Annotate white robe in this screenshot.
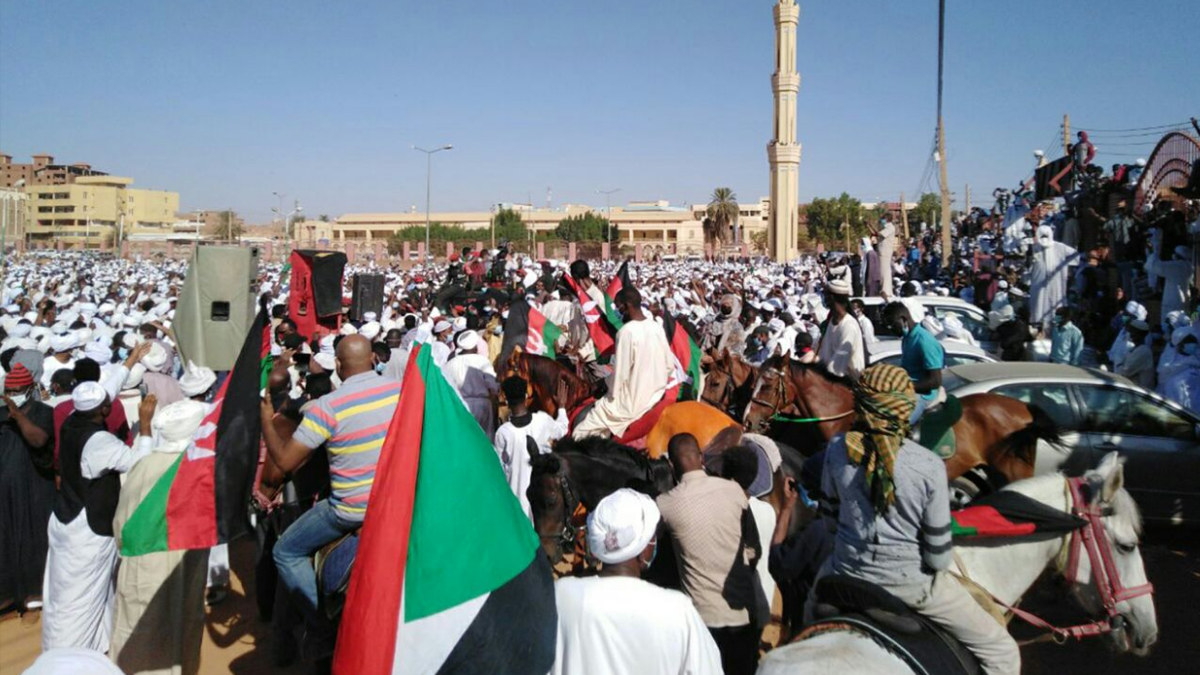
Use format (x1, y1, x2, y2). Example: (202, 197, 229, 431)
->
(817, 313, 865, 380)
(573, 318, 673, 439)
(493, 410, 570, 520)
(876, 222, 896, 297)
(1163, 361, 1200, 415)
(442, 353, 500, 440)
(1028, 240, 1079, 330)
(1144, 256, 1192, 319)
(553, 576, 723, 675)
(43, 433, 152, 653)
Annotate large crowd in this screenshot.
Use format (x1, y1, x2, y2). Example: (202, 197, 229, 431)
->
(1, 154, 1197, 675)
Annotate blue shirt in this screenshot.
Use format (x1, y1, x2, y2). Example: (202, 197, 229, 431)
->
(1050, 321, 1084, 365)
(900, 325, 944, 401)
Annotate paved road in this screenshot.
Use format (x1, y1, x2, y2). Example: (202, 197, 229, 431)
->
(1019, 527, 1199, 674)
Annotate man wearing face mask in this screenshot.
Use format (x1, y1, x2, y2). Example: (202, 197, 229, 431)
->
(260, 335, 401, 657)
(883, 302, 945, 425)
(0, 364, 56, 615)
(1049, 307, 1084, 366)
(701, 294, 746, 357)
(430, 319, 454, 367)
(553, 489, 723, 675)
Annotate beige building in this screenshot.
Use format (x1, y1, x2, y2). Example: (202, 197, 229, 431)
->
(298, 198, 772, 255)
(24, 176, 179, 248)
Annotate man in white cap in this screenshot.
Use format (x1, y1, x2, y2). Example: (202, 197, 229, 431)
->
(178, 362, 217, 402)
(815, 278, 865, 381)
(41, 333, 78, 390)
(442, 330, 500, 440)
(1107, 301, 1147, 370)
(42, 385, 156, 653)
(430, 319, 454, 366)
(553, 488, 722, 675)
(110, 400, 209, 675)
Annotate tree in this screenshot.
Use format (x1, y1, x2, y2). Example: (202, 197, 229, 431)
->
(318, 214, 330, 222)
(804, 193, 864, 248)
(749, 229, 769, 254)
(911, 193, 940, 230)
(491, 208, 527, 243)
(555, 212, 617, 242)
(206, 210, 244, 240)
(706, 187, 739, 247)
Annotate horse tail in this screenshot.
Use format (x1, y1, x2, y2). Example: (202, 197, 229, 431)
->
(996, 403, 1063, 467)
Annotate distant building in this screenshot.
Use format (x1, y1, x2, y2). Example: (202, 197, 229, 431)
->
(300, 197, 774, 255)
(24, 176, 179, 248)
(175, 209, 245, 240)
(0, 152, 108, 188)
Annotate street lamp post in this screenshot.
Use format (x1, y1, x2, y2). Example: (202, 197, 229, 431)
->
(413, 144, 453, 260)
(596, 188, 621, 246)
(285, 202, 303, 248)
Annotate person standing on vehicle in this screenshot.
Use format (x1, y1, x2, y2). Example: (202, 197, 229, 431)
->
(810, 364, 1020, 675)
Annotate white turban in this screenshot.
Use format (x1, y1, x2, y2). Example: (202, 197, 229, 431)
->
(72, 381, 108, 412)
(141, 342, 169, 373)
(49, 333, 77, 354)
(360, 321, 382, 341)
(179, 362, 217, 398)
(455, 330, 480, 353)
(319, 334, 336, 355)
(314, 352, 336, 371)
(1124, 301, 1147, 322)
(151, 399, 207, 453)
(585, 489, 660, 565)
(9, 322, 31, 338)
(363, 311, 378, 322)
(339, 323, 359, 336)
(433, 320, 452, 334)
(84, 342, 112, 364)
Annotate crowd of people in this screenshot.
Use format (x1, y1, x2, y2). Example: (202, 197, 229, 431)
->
(0, 159, 1196, 674)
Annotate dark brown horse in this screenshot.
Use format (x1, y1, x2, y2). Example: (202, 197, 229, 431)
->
(699, 348, 759, 421)
(742, 357, 1061, 488)
(497, 348, 594, 418)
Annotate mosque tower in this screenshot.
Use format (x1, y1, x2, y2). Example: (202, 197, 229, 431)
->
(768, 0, 801, 262)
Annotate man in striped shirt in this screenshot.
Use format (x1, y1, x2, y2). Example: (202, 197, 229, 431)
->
(261, 335, 401, 641)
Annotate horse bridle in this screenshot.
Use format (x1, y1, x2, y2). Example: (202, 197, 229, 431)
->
(749, 365, 854, 426)
(967, 477, 1155, 643)
(540, 462, 582, 554)
(701, 368, 735, 410)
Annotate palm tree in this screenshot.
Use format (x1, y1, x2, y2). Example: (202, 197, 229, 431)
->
(706, 187, 739, 248)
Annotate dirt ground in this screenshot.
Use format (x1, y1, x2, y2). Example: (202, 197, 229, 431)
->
(2, 527, 1195, 674)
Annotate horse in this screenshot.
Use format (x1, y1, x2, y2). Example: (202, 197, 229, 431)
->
(699, 348, 759, 421)
(742, 357, 1061, 491)
(497, 348, 595, 419)
(758, 453, 1158, 674)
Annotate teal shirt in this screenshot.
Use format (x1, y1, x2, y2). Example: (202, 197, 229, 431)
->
(1050, 321, 1084, 365)
(900, 325, 945, 401)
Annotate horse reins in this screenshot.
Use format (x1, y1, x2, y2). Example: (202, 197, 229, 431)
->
(540, 464, 582, 553)
(751, 366, 853, 425)
(955, 477, 1154, 644)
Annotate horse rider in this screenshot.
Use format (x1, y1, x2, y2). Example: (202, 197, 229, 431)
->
(883, 302, 946, 426)
(572, 287, 674, 440)
(260, 335, 402, 656)
(814, 278, 864, 381)
(809, 364, 1021, 675)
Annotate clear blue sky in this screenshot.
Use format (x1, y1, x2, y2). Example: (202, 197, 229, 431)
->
(2, 0, 1197, 221)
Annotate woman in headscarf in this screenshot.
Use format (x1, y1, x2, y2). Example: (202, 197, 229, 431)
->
(812, 364, 1021, 675)
(701, 294, 746, 357)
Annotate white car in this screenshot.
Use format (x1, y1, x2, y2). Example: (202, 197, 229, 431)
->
(943, 362, 1200, 524)
(867, 338, 997, 368)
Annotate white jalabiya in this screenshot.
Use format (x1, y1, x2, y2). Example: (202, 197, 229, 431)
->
(43, 433, 152, 653)
(442, 352, 500, 441)
(552, 576, 723, 675)
(876, 222, 897, 297)
(1027, 236, 1079, 330)
(572, 318, 673, 439)
(493, 410, 570, 520)
(816, 313, 865, 380)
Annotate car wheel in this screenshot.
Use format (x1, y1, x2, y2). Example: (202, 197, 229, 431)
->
(950, 469, 994, 509)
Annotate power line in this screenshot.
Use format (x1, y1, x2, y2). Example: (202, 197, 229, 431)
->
(1069, 120, 1192, 133)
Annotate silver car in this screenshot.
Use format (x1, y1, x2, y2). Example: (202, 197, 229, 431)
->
(943, 362, 1200, 524)
(868, 337, 997, 368)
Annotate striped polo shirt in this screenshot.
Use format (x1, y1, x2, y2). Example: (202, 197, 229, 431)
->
(293, 371, 402, 520)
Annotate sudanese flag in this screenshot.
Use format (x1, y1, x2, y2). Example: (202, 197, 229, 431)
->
(500, 300, 564, 362)
(662, 312, 703, 401)
(120, 301, 269, 555)
(951, 490, 1085, 540)
(602, 260, 632, 331)
(560, 273, 616, 358)
(333, 344, 556, 675)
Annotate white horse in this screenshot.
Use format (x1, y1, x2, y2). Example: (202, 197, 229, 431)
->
(759, 453, 1158, 674)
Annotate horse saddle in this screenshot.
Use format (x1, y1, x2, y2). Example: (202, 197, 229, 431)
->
(913, 394, 963, 460)
(315, 529, 360, 621)
(809, 575, 980, 675)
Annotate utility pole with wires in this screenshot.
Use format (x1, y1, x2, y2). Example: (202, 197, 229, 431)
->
(936, 0, 952, 269)
(1063, 114, 1071, 157)
(965, 184, 971, 214)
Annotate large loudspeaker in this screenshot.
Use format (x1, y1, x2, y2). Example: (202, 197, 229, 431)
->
(350, 274, 385, 322)
(174, 246, 260, 371)
(288, 250, 348, 340)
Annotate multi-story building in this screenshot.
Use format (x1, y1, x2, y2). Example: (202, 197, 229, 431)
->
(299, 197, 773, 255)
(0, 152, 107, 188)
(24, 176, 179, 248)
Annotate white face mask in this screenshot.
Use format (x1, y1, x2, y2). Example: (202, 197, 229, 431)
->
(8, 392, 28, 407)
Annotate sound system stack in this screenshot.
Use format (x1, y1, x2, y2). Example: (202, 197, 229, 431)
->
(350, 274, 386, 322)
(174, 245, 260, 371)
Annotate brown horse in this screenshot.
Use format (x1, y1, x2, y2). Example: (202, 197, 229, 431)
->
(497, 348, 594, 419)
(699, 348, 759, 421)
(741, 357, 1061, 489)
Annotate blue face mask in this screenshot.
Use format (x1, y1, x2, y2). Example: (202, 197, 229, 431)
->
(118, 347, 129, 359)
(375, 362, 386, 374)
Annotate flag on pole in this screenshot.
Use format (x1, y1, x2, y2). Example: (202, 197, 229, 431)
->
(560, 274, 616, 358)
(333, 344, 556, 675)
(1033, 156, 1075, 202)
(499, 299, 564, 362)
(120, 301, 269, 556)
(602, 260, 632, 331)
(662, 313, 703, 401)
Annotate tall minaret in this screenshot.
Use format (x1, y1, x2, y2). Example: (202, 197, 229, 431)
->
(768, 0, 802, 262)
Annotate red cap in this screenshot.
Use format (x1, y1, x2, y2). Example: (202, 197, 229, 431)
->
(449, 253, 461, 262)
(4, 363, 33, 390)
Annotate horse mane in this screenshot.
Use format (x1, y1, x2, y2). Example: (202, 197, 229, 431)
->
(550, 436, 674, 498)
